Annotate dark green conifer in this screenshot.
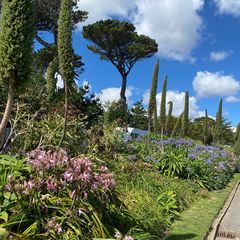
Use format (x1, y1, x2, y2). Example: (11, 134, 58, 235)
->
(181, 91, 189, 137)
(58, 0, 74, 147)
(159, 76, 168, 133)
(148, 59, 159, 132)
(165, 101, 173, 136)
(171, 112, 183, 137)
(214, 99, 223, 144)
(0, 0, 34, 144)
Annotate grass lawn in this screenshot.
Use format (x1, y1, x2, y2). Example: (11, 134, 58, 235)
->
(166, 173, 240, 240)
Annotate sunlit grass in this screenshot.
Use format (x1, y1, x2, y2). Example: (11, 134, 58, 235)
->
(166, 173, 240, 240)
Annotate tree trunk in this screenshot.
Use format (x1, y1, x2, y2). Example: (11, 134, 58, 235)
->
(58, 78, 68, 148)
(0, 80, 14, 148)
(120, 74, 127, 104)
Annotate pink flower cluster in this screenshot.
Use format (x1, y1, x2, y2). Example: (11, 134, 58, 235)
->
(28, 149, 68, 170)
(6, 149, 116, 197)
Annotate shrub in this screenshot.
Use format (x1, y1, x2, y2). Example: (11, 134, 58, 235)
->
(133, 138, 236, 190)
(0, 151, 134, 239)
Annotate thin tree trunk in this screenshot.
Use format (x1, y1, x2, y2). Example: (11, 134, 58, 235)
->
(120, 74, 127, 104)
(58, 78, 68, 148)
(0, 80, 14, 148)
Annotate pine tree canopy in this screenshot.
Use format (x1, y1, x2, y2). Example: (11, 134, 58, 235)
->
(83, 19, 158, 103)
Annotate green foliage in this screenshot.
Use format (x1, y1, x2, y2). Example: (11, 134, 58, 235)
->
(235, 123, 240, 143)
(234, 132, 240, 156)
(46, 57, 58, 100)
(165, 101, 173, 136)
(148, 59, 159, 132)
(158, 148, 186, 177)
(104, 101, 129, 126)
(83, 19, 158, 103)
(159, 76, 168, 133)
(181, 91, 189, 137)
(133, 137, 236, 190)
(171, 113, 183, 137)
(0, 0, 34, 90)
(111, 156, 197, 239)
(58, 0, 74, 87)
(34, 0, 86, 78)
(129, 100, 148, 130)
(9, 104, 87, 155)
(214, 98, 223, 144)
(0, 153, 134, 239)
(202, 109, 208, 145)
(157, 191, 180, 225)
(153, 104, 158, 133)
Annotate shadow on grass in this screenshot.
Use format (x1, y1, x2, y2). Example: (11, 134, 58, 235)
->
(166, 233, 197, 240)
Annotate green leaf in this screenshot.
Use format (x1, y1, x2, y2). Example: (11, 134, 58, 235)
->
(0, 211, 8, 223)
(3, 192, 10, 200)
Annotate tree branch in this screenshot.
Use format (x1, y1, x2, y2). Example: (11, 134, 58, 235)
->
(35, 34, 53, 48)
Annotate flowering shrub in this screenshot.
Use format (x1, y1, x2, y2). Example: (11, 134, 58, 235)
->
(0, 150, 134, 239)
(134, 138, 237, 190)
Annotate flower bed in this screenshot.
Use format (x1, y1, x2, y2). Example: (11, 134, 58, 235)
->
(132, 138, 237, 190)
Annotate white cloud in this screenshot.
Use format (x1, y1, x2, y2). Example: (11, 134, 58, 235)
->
(214, 0, 240, 17)
(210, 50, 232, 62)
(96, 87, 133, 105)
(193, 71, 240, 97)
(225, 96, 240, 103)
(143, 90, 204, 119)
(56, 73, 63, 89)
(78, 0, 204, 61)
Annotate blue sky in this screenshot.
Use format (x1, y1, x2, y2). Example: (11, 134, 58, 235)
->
(57, 0, 240, 127)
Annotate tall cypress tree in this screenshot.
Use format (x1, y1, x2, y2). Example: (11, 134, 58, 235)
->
(148, 59, 160, 132)
(0, 0, 34, 146)
(181, 91, 189, 137)
(159, 76, 168, 133)
(203, 109, 208, 145)
(58, 0, 74, 147)
(165, 101, 173, 136)
(171, 112, 183, 137)
(214, 99, 223, 144)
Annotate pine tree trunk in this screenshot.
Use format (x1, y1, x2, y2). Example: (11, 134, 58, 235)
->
(58, 78, 68, 148)
(120, 74, 127, 104)
(0, 80, 14, 148)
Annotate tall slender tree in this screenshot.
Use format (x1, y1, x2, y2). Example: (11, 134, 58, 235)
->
(46, 56, 58, 100)
(57, 0, 74, 147)
(148, 59, 160, 132)
(0, 0, 34, 146)
(165, 101, 173, 136)
(83, 20, 158, 104)
(159, 76, 168, 133)
(214, 99, 223, 144)
(181, 91, 189, 137)
(203, 109, 208, 145)
(171, 113, 183, 137)
(153, 104, 158, 132)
